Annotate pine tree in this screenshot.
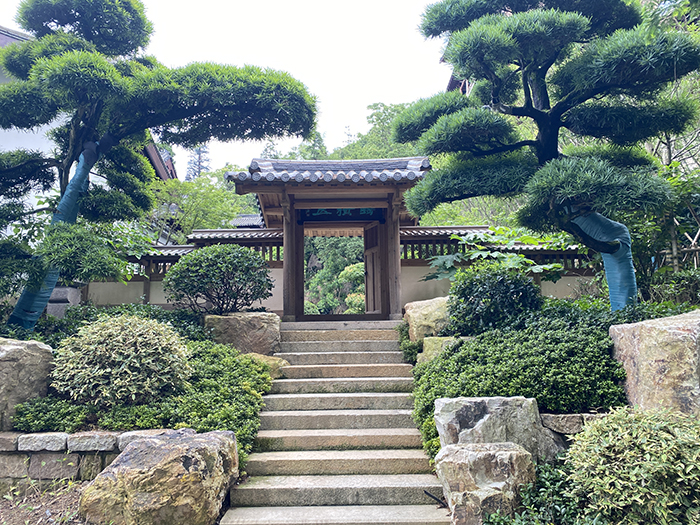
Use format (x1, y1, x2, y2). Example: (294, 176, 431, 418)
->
(394, 0, 700, 309)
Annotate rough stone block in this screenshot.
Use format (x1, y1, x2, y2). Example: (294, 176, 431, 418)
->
(49, 286, 82, 305)
(81, 430, 238, 525)
(540, 414, 583, 435)
(68, 431, 120, 452)
(434, 397, 565, 463)
(582, 413, 606, 424)
(610, 309, 700, 415)
(18, 432, 68, 452)
(404, 297, 449, 342)
(118, 428, 195, 451)
(28, 453, 80, 480)
(417, 337, 463, 365)
(0, 432, 23, 452)
(79, 454, 103, 481)
(104, 453, 119, 468)
(0, 454, 29, 478)
(435, 443, 535, 525)
(205, 312, 281, 355)
(0, 338, 54, 431)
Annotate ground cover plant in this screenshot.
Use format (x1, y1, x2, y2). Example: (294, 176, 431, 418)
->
(414, 259, 692, 459)
(483, 407, 700, 525)
(9, 305, 271, 462)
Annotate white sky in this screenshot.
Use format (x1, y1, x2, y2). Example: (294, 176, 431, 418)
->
(0, 0, 451, 177)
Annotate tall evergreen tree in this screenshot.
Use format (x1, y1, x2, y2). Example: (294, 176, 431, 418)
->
(394, 0, 700, 309)
(1, 0, 316, 328)
(186, 144, 211, 181)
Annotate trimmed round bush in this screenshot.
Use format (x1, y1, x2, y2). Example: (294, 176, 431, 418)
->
(163, 243, 273, 314)
(51, 315, 190, 407)
(567, 407, 700, 525)
(446, 262, 543, 336)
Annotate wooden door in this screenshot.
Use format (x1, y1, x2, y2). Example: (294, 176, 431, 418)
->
(364, 222, 381, 314)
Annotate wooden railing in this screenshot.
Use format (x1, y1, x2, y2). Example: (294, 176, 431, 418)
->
(131, 238, 592, 278)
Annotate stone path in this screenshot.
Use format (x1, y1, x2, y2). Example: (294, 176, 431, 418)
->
(221, 321, 450, 525)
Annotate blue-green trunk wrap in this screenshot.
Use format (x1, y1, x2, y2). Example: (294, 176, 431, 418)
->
(572, 212, 637, 311)
(7, 146, 99, 329)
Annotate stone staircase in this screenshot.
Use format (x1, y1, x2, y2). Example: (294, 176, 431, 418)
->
(221, 321, 450, 525)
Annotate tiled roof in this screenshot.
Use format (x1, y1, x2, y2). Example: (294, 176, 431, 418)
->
(230, 214, 265, 228)
(400, 226, 491, 237)
(227, 157, 430, 184)
(188, 229, 284, 241)
(145, 245, 194, 256)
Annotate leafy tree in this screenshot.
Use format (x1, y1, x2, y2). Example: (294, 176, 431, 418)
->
(394, 0, 700, 309)
(150, 166, 257, 244)
(330, 103, 420, 160)
(305, 237, 364, 314)
(185, 144, 211, 181)
(1, 0, 316, 328)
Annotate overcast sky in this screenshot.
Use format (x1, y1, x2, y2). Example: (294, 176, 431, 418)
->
(0, 0, 451, 177)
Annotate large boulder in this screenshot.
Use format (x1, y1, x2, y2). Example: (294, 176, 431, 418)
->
(417, 336, 464, 365)
(434, 397, 565, 463)
(404, 296, 449, 342)
(610, 309, 700, 415)
(80, 429, 238, 525)
(0, 338, 54, 431)
(204, 312, 280, 355)
(435, 443, 535, 525)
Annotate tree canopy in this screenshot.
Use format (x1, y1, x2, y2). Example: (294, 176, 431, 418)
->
(394, 0, 700, 309)
(1, 0, 316, 327)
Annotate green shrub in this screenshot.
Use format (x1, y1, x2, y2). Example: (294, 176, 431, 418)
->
(396, 320, 423, 365)
(445, 262, 543, 336)
(413, 319, 627, 458)
(163, 243, 273, 314)
(650, 268, 700, 305)
(12, 396, 94, 433)
(343, 293, 366, 314)
(51, 315, 191, 407)
(484, 461, 597, 525)
(304, 300, 320, 315)
(1, 302, 210, 348)
(13, 339, 272, 460)
(567, 407, 700, 525)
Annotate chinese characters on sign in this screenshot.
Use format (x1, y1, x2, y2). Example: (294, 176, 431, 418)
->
(299, 208, 384, 223)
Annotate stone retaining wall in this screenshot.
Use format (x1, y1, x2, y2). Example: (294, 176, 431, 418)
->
(0, 429, 176, 493)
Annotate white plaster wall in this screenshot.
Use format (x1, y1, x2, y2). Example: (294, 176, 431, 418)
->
(540, 275, 593, 299)
(254, 268, 283, 313)
(149, 281, 168, 305)
(87, 281, 144, 305)
(400, 266, 452, 306)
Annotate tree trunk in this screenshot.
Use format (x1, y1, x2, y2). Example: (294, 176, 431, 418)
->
(572, 212, 637, 310)
(8, 141, 105, 329)
(534, 118, 560, 164)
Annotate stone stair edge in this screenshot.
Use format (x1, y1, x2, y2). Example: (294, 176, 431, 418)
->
(221, 505, 451, 525)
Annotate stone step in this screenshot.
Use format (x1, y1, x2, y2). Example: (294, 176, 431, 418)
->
(259, 409, 415, 430)
(280, 330, 399, 343)
(279, 341, 400, 353)
(229, 474, 444, 507)
(244, 450, 432, 476)
(281, 364, 413, 379)
(275, 351, 403, 366)
(270, 377, 413, 394)
(255, 428, 422, 452)
(263, 392, 413, 411)
(221, 505, 451, 525)
(281, 321, 402, 331)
